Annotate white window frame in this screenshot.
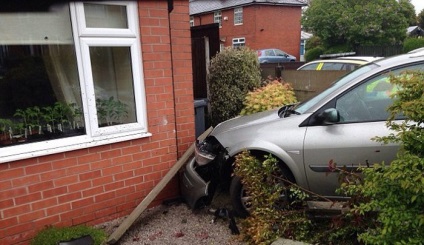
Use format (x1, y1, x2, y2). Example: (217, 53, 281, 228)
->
(234, 7, 243, 25)
(0, 1, 149, 163)
(214, 11, 222, 27)
(232, 37, 245, 47)
(190, 16, 194, 27)
(74, 1, 139, 37)
(79, 38, 147, 137)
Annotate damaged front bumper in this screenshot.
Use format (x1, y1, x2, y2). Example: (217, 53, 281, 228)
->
(180, 134, 225, 209)
(179, 156, 210, 208)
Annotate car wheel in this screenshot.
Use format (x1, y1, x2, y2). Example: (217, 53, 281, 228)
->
(229, 175, 250, 218)
(229, 167, 295, 218)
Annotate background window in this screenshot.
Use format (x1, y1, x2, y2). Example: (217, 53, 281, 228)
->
(214, 11, 222, 27)
(232, 38, 245, 48)
(190, 16, 194, 27)
(234, 7, 243, 25)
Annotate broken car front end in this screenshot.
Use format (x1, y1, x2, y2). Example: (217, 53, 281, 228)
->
(180, 135, 229, 209)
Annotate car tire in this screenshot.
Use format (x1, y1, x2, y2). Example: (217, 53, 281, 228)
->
(229, 175, 250, 218)
(230, 166, 295, 218)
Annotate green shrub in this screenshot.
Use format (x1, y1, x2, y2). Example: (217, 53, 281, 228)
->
(233, 151, 312, 244)
(403, 37, 424, 53)
(304, 46, 324, 62)
(344, 70, 424, 244)
(305, 36, 322, 51)
(323, 44, 352, 55)
(31, 225, 107, 245)
(208, 47, 261, 126)
(240, 80, 297, 116)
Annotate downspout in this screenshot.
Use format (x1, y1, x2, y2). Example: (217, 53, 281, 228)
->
(167, 0, 181, 157)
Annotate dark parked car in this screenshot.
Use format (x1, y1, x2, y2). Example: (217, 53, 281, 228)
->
(180, 51, 423, 217)
(257, 48, 296, 63)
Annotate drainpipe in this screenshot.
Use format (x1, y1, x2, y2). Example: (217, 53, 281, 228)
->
(167, 0, 181, 157)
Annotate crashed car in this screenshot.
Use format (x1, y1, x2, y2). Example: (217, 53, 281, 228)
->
(180, 51, 424, 217)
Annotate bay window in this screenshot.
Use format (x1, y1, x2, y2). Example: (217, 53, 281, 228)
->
(0, 1, 148, 162)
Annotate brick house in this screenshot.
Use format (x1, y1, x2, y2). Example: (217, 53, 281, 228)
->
(0, 1, 194, 244)
(189, 0, 307, 60)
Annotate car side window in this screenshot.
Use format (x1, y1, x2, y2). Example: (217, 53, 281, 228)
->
(265, 50, 274, 56)
(321, 62, 343, 70)
(300, 63, 319, 70)
(275, 49, 285, 56)
(335, 64, 423, 123)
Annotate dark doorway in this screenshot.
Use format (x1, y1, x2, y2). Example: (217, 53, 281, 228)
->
(191, 23, 220, 99)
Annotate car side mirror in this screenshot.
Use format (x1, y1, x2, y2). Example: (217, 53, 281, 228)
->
(317, 108, 340, 124)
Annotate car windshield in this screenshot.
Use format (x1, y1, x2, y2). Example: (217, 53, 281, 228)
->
(294, 62, 379, 114)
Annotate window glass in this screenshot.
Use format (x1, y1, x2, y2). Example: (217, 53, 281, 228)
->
(274, 49, 286, 56)
(90, 47, 136, 127)
(232, 37, 245, 48)
(335, 64, 423, 123)
(190, 16, 194, 27)
(299, 63, 319, 70)
(0, 4, 84, 148)
(295, 63, 378, 114)
(84, 3, 128, 28)
(234, 7, 243, 25)
(321, 62, 343, 70)
(265, 49, 274, 56)
(214, 11, 222, 27)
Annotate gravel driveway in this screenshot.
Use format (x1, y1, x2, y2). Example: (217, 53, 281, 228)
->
(97, 191, 247, 245)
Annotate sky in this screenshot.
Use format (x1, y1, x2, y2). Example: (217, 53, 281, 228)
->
(411, 0, 424, 14)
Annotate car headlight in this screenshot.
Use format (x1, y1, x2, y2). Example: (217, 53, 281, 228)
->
(194, 140, 217, 166)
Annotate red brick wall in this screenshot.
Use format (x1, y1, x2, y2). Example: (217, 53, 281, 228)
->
(0, 1, 194, 244)
(193, 4, 303, 60)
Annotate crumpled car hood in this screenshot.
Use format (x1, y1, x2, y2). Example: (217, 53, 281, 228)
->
(211, 109, 280, 137)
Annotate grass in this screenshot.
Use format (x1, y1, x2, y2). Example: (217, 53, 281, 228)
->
(31, 225, 107, 245)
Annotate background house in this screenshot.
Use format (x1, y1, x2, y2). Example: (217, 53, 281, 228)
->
(189, 0, 307, 60)
(0, 1, 194, 244)
(407, 25, 424, 37)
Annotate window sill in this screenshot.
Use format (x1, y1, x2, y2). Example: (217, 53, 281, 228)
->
(0, 130, 152, 163)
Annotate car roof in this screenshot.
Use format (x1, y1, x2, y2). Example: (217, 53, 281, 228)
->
(407, 47, 424, 54)
(302, 59, 367, 65)
(336, 56, 383, 62)
(297, 59, 367, 70)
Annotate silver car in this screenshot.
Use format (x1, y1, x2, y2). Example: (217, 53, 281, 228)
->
(180, 51, 424, 217)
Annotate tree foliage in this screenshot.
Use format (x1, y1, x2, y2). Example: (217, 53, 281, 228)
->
(399, 0, 417, 26)
(302, 0, 409, 50)
(418, 9, 424, 29)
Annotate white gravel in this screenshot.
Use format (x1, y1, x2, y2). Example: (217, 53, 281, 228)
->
(97, 191, 247, 245)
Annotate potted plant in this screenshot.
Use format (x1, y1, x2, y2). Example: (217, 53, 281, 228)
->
(0, 118, 13, 146)
(68, 102, 84, 131)
(96, 97, 128, 127)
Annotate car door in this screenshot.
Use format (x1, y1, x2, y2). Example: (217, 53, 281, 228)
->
(274, 49, 288, 62)
(302, 64, 422, 197)
(264, 49, 276, 63)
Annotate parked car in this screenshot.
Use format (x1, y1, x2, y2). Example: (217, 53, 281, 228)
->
(297, 56, 382, 71)
(180, 51, 424, 217)
(257, 48, 296, 63)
